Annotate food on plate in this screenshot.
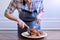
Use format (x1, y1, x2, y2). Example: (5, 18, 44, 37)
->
(29, 28, 43, 36)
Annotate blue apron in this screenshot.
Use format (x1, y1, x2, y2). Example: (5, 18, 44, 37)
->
(18, 4, 41, 34)
(18, 9, 41, 34)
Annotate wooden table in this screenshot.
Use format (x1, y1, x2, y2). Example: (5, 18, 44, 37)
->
(0, 31, 60, 40)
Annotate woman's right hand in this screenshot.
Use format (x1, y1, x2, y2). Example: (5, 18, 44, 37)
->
(17, 19, 25, 29)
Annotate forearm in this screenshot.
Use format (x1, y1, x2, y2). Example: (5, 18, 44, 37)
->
(4, 13, 20, 22)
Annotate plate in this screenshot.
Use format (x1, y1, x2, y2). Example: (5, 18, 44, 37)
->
(21, 31, 47, 38)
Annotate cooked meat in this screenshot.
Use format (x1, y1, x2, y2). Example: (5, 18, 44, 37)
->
(29, 28, 43, 36)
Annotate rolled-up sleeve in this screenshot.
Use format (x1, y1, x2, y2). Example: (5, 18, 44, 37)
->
(35, 0, 44, 14)
(5, 0, 17, 14)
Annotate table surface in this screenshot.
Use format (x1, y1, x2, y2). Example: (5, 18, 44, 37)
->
(0, 31, 60, 40)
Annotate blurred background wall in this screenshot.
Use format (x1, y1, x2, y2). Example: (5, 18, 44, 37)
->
(0, 0, 60, 30)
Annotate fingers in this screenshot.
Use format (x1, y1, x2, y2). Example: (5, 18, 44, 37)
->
(18, 20, 25, 29)
(36, 17, 41, 24)
(21, 23, 25, 28)
(36, 19, 41, 24)
(36, 19, 40, 24)
(22, 23, 25, 28)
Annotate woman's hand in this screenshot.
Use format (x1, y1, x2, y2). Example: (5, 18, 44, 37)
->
(17, 19, 25, 29)
(36, 12, 43, 24)
(36, 16, 41, 24)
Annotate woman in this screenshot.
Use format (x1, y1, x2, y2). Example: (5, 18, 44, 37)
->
(4, 0, 44, 34)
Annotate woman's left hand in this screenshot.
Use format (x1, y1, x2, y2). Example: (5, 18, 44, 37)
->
(36, 12, 43, 24)
(36, 16, 41, 24)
